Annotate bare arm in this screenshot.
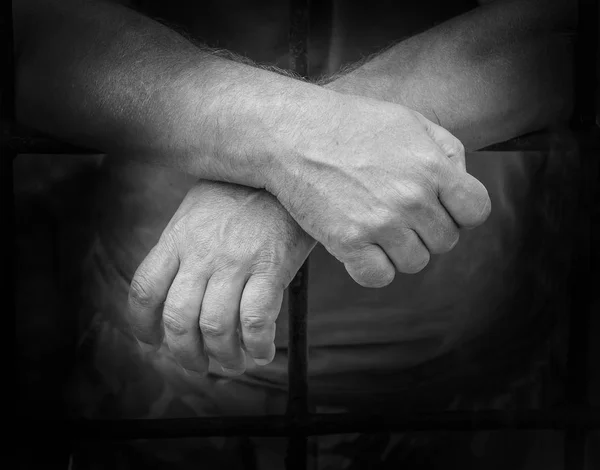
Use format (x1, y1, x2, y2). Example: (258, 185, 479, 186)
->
(13, 0, 332, 185)
(126, 0, 575, 374)
(325, 0, 575, 151)
(16, 0, 490, 294)
(14, 0, 574, 171)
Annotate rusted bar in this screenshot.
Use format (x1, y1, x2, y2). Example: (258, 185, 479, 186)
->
(1, 0, 16, 318)
(564, 0, 599, 468)
(289, 0, 310, 78)
(1, 0, 19, 464)
(3, 126, 592, 156)
(1, 125, 101, 155)
(285, 261, 310, 470)
(564, 128, 597, 470)
(571, 0, 599, 131)
(22, 407, 600, 442)
(1, 1, 15, 120)
(565, 427, 587, 470)
(286, 1, 310, 469)
(480, 131, 579, 152)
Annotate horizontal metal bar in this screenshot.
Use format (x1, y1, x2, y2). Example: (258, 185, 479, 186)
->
(0, 135, 551, 155)
(23, 407, 600, 441)
(4, 125, 597, 156)
(1, 125, 101, 155)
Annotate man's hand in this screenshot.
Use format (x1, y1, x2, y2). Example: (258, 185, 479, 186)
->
(266, 94, 491, 287)
(128, 94, 491, 374)
(127, 181, 314, 374)
(16, 0, 490, 292)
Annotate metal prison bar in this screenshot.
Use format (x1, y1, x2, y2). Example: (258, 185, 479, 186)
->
(2, 0, 599, 470)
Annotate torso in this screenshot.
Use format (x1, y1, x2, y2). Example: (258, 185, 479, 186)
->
(82, 0, 574, 412)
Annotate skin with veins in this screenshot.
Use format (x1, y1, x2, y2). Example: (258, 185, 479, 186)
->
(72, 0, 575, 419)
(126, 0, 574, 375)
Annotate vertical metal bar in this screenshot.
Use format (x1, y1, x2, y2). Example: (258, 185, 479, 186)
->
(566, 0, 597, 417)
(565, 0, 598, 469)
(289, 0, 310, 78)
(1, 0, 18, 464)
(1, 0, 15, 118)
(285, 261, 310, 470)
(1, 0, 17, 376)
(571, 0, 599, 131)
(286, 3, 310, 470)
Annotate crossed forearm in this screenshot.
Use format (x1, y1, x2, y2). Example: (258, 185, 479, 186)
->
(15, 0, 573, 182)
(86, 0, 570, 374)
(325, 0, 575, 151)
(14, 0, 337, 186)
(16, 0, 496, 300)
(183, 0, 576, 231)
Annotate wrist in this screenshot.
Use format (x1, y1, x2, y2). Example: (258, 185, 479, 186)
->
(190, 60, 340, 191)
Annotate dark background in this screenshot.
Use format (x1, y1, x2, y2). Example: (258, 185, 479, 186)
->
(12, 0, 598, 468)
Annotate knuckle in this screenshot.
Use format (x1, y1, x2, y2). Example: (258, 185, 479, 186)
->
(163, 219, 187, 243)
(454, 139, 466, 156)
(442, 137, 465, 157)
(398, 183, 431, 212)
(420, 153, 444, 175)
(129, 275, 158, 309)
(370, 207, 397, 231)
(241, 314, 269, 333)
(199, 317, 228, 339)
(337, 225, 368, 253)
(250, 255, 282, 275)
(162, 308, 189, 337)
(157, 224, 186, 256)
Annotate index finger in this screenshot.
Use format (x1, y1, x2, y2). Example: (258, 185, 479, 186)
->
(127, 242, 179, 349)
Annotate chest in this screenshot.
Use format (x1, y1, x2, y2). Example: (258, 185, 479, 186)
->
(134, 0, 476, 76)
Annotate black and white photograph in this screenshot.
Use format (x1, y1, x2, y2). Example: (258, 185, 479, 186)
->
(6, 0, 599, 468)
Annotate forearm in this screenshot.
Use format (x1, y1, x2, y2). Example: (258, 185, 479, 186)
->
(185, 0, 576, 255)
(325, 0, 576, 151)
(14, 0, 333, 185)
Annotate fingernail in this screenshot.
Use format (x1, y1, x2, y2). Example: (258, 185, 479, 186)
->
(449, 236, 460, 250)
(220, 366, 243, 376)
(254, 358, 271, 366)
(181, 366, 208, 379)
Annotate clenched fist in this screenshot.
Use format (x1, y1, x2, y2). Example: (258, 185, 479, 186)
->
(127, 181, 315, 374)
(265, 94, 491, 287)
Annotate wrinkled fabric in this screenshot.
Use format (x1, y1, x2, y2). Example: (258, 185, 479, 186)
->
(67, 146, 579, 468)
(59, 1, 581, 467)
